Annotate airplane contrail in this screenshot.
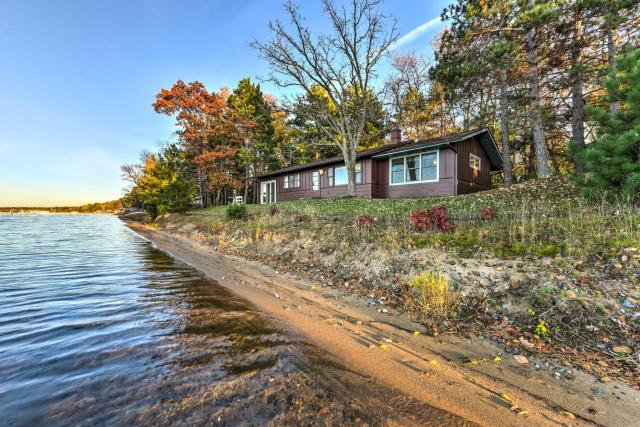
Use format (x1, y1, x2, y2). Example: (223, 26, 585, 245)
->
(389, 17, 443, 51)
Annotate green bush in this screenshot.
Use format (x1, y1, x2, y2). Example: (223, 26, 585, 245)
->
(226, 203, 247, 219)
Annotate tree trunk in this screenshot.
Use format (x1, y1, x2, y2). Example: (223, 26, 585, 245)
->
(525, 8, 553, 179)
(197, 170, 208, 207)
(343, 143, 358, 196)
(571, 14, 586, 172)
(244, 168, 250, 202)
(440, 89, 446, 137)
(498, 69, 513, 186)
(526, 140, 536, 177)
(606, 27, 620, 113)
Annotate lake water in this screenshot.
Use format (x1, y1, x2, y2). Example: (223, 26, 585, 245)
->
(0, 215, 469, 426)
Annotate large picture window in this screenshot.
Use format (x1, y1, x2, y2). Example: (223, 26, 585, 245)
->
(390, 150, 439, 185)
(283, 173, 300, 189)
(327, 163, 361, 186)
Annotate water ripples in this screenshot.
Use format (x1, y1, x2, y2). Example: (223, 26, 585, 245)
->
(0, 215, 469, 426)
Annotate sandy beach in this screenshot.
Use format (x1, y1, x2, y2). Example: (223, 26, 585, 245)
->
(125, 220, 640, 427)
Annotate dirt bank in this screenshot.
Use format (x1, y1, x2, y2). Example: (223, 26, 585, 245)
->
(125, 220, 640, 427)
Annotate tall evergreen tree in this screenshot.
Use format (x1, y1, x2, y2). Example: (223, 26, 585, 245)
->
(228, 78, 279, 201)
(579, 47, 640, 199)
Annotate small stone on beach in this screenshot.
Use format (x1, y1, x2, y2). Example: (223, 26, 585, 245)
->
(513, 355, 529, 364)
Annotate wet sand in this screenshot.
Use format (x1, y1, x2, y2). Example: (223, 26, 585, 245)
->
(126, 221, 640, 427)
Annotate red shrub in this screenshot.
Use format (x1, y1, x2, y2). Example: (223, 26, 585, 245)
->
(480, 207, 496, 221)
(354, 214, 376, 230)
(407, 206, 451, 233)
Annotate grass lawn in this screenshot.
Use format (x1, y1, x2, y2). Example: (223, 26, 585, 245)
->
(175, 177, 640, 259)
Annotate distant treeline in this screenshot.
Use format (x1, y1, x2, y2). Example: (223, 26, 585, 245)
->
(0, 199, 123, 213)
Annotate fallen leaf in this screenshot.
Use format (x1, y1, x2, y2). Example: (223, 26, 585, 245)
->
(500, 393, 514, 404)
(494, 356, 502, 362)
(559, 410, 575, 419)
(317, 407, 330, 416)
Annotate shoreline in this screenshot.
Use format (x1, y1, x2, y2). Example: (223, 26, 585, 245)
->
(124, 219, 640, 427)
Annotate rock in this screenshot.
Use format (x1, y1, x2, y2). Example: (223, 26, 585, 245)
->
(605, 302, 619, 312)
(513, 355, 529, 364)
(519, 337, 535, 349)
(612, 346, 633, 354)
(592, 387, 605, 397)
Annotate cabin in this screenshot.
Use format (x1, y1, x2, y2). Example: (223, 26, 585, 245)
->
(256, 128, 503, 204)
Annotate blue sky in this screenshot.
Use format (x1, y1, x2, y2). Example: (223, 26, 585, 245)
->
(0, 0, 449, 207)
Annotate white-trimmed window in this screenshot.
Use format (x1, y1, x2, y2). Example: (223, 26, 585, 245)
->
(283, 173, 300, 189)
(312, 171, 320, 190)
(327, 163, 361, 186)
(469, 153, 481, 171)
(390, 151, 439, 185)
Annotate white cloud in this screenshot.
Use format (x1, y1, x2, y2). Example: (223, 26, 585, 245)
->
(389, 17, 443, 51)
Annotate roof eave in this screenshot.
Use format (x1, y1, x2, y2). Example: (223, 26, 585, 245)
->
(371, 141, 450, 158)
(255, 140, 413, 179)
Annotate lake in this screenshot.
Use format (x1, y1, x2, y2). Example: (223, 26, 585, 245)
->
(0, 214, 468, 426)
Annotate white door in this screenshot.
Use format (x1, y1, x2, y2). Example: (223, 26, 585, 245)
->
(261, 180, 276, 204)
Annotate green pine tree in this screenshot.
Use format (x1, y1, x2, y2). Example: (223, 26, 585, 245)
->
(579, 47, 640, 200)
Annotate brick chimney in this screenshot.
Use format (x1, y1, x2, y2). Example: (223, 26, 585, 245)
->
(390, 127, 402, 144)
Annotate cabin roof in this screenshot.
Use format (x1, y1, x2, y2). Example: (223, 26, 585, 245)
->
(256, 128, 502, 179)
(372, 128, 503, 171)
(255, 140, 411, 178)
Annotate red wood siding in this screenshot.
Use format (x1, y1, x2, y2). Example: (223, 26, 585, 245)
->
(259, 137, 494, 202)
(456, 137, 491, 194)
(371, 147, 456, 198)
(269, 158, 375, 202)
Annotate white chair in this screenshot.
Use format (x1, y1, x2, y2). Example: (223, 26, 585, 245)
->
(234, 196, 244, 204)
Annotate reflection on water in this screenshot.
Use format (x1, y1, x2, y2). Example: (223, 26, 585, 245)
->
(0, 215, 470, 426)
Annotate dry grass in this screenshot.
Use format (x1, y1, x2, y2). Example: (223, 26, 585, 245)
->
(405, 272, 460, 321)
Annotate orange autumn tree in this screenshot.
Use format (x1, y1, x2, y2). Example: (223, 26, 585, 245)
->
(152, 80, 254, 206)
